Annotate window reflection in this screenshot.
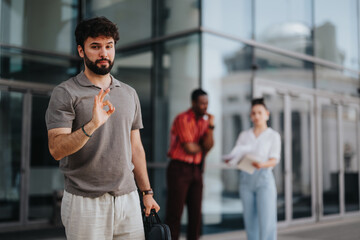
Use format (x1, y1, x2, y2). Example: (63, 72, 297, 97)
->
(255, 0, 313, 55)
(264, 94, 285, 221)
(162, 0, 200, 35)
(321, 104, 340, 215)
(113, 50, 153, 158)
(314, 0, 359, 70)
(86, 0, 152, 46)
(291, 98, 312, 219)
(0, 91, 23, 223)
(203, 0, 252, 39)
(0, 47, 79, 85)
(342, 106, 359, 212)
(316, 65, 359, 97)
(29, 95, 64, 221)
(151, 34, 200, 220)
(202, 34, 252, 233)
(1, 0, 78, 54)
(255, 48, 314, 88)
(164, 35, 200, 125)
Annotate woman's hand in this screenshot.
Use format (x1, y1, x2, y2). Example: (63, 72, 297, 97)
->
(252, 161, 263, 169)
(252, 158, 277, 169)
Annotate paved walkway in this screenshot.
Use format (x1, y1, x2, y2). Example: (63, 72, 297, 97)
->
(1, 216, 359, 239)
(193, 216, 360, 240)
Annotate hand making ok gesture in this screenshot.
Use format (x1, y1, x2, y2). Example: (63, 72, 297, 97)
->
(92, 88, 115, 128)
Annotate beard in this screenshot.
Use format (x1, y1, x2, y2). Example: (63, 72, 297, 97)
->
(83, 52, 114, 75)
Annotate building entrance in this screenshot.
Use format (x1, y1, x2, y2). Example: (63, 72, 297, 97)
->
(254, 79, 360, 225)
(317, 97, 360, 219)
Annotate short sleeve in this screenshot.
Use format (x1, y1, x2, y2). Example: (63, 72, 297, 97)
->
(45, 86, 75, 130)
(269, 132, 281, 162)
(131, 91, 144, 130)
(174, 116, 193, 143)
(235, 131, 247, 146)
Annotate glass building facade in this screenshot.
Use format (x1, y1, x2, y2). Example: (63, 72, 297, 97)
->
(1, 0, 360, 235)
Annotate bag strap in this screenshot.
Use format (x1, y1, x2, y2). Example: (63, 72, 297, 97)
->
(150, 209, 161, 223)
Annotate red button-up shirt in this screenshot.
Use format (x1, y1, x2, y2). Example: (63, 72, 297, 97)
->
(167, 109, 209, 164)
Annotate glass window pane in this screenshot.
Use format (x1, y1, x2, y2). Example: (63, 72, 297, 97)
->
(28, 95, 63, 221)
(255, 0, 313, 55)
(162, 0, 200, 35)
(314, 0, 359, 70)
(202, 34, 252, 232)
(164, 35, 200, 125)
(1, 0, 78, 54)
(291, 98, 312, 219)
(203, 0, 252, 39)
(0, 47, 79, 85)
(85, 0, 152, 46)
(147, 167, 167, 221)
(264, 94, 285, 221)
(255, 48, 314, 88)
(0, 91, 23, 223)
(316, 65, 359, 97)
(342, 106, 359, 212)
(321, 104, 340, 215)
(149, 35, 200, 233)
(112, 49, 153, 159)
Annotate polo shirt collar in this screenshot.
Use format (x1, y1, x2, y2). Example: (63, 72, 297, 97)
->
(186, 108, 196, 117)
(76, 71, 122, 89)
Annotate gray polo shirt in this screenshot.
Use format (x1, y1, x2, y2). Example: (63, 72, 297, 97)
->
(45, 71, 143, 198)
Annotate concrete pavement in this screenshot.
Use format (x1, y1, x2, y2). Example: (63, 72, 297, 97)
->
(0, 216, 359, 239)
(193, 216, 360, 240)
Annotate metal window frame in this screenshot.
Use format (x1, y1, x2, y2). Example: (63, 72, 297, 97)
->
(0, 82, 54, 230)
(252, 79, 360, 226)
(253, 79, 318, 226)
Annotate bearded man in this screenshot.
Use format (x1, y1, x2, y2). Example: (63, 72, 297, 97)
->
(45, 17, 159, 240)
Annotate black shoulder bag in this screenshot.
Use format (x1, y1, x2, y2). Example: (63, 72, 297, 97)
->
(143, 209, 171, 240)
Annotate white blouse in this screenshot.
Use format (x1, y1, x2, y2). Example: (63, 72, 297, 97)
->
(228, 128, 281, 164)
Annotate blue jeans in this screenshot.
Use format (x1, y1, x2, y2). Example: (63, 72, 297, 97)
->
(239, 169, 277, 240)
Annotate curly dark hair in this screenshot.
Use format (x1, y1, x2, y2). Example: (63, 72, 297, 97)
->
(75, 17, 120, 48)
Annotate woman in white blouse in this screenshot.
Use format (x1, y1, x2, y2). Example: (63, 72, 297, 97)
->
(226, 98, 281, 240)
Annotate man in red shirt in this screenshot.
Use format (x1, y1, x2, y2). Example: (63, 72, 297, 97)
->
(165, 89, 215, 240)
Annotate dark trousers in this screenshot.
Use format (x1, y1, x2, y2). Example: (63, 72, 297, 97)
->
(165, 160, 203, 240)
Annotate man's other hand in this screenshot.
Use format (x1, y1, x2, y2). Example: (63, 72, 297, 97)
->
(143, 195, 160, 217)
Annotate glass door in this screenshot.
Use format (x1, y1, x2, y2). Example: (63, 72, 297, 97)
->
(290, 94, 314, 220)
(342, 105, 359, 213)
(0, 85, 56, 228)
(261, 91, 286, 222)
(318, 99, 340, 217)
(317, 97, 360, 219)
(254, 82, 316, 225)
(28, 94, 63, 222)
(0, 90, 24, 225)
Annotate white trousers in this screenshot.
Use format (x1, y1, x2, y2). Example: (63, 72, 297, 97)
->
(61, 190, 145, 240)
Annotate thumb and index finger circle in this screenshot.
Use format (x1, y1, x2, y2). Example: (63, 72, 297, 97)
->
(103, 100, 115, 114)
(100, 88, 110, 102)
